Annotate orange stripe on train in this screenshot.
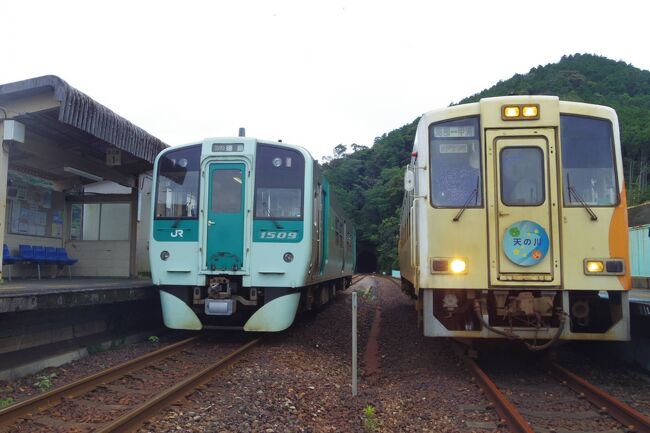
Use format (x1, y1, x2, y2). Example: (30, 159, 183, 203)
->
(609, 187, 631, 290)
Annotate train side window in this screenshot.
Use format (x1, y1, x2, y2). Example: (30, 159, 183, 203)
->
(429, 116, 482, 208)
(560, 115, 618, 206)
(155, 145, 201, 219)
(500, 147, 545, 206)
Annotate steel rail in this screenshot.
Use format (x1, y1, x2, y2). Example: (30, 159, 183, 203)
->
(96, 338, 261, 433)
(463, 355, 535, 433)
(0, 335, 202, 427)
(550, 362, 650, 433)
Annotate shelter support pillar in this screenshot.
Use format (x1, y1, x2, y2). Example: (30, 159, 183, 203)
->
(129, 182, 138, 278)
(0, 122, 8, 280)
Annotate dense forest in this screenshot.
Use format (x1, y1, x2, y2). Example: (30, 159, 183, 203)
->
(321, 54, 650, 272)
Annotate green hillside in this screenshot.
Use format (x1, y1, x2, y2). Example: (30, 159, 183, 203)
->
(322, 54, 650, 272)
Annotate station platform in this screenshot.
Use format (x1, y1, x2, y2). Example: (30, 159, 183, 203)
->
(0, 277, 162, 379)
(0, 277, 157, 313)
(630, 288, 650, 303)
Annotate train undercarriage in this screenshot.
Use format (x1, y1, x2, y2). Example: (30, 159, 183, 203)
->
(402, 279, 630, 346)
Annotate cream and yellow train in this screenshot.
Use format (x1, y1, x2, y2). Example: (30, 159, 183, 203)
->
(398, 96, 630, 347)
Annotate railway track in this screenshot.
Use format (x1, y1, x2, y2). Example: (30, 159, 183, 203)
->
(0, 335, 260, 433)
(463, 350, 650, 433)
(350, 274, 367, 286)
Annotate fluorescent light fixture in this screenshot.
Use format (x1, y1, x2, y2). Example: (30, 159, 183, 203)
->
(63, 166, 104, 182)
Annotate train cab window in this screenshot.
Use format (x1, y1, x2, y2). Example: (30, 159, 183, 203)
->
(254, 144, 305, 219)
(429, 117, 482, 208)
(560, 115, 618, 206)
(211, 170, 242, 213)
(155, 145, 201, 219)
(500, 147, 545, 206)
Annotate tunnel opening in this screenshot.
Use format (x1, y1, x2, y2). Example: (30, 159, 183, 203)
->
(356, 250, 378, 273)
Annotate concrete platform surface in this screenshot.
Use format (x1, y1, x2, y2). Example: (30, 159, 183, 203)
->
(0, 278, 156, 313)
(0, 277, 153, 297)
(630, 288, 650, 304)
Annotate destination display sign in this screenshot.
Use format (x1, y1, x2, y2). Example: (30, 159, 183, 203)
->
(433, 126, 475, 138)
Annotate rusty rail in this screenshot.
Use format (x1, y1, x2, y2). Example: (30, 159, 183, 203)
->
(97, 338, 261, 433)
(0, 335, 201, 427)
(463, 355, 535, 433)
(550, 362, 650, 433)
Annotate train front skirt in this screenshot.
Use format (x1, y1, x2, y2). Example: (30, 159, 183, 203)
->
(159, 289, 301, 332)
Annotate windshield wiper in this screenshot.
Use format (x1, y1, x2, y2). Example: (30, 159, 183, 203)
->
(263, 202, 283, 229)
(453, 176, 479, 222)
(567, 173, 598, 221)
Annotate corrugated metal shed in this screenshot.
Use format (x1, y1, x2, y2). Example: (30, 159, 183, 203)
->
(628, 203, 650, 278)
(628, 202, 650, 228)
(0, 75, 167, 163)
(630, 224, 650, 277)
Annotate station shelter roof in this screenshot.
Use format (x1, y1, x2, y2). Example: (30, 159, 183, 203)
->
(0, 75, 168, 187)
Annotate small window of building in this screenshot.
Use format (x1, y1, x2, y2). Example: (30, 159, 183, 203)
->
(71, 203, 130, 241)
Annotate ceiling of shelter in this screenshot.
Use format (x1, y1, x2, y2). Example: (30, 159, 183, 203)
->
(8, 108, 148, 189)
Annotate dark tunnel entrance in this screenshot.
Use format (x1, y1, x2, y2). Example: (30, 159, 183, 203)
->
(356, 250, 378, 273)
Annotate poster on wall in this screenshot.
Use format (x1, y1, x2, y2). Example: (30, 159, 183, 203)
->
(7, 170, 63, 238)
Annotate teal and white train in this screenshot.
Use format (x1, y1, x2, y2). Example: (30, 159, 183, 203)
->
(150, 135, 355, 331)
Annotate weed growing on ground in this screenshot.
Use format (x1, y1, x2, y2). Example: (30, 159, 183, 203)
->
(354, 286, 374, 301)
(148, 335, 160, 344)
(0, 397, 14, 409)
(363, 404, 377, 432)
(34, 374, 56, 392)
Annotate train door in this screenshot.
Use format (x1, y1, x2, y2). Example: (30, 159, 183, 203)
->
(205, 163, 246, 271)
(485, 129, 561, 285)
(320, 181, 330, 275)
(310, 182, 322, 277)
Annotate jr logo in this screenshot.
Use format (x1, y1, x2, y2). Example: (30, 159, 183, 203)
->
(170, 229, 184, 238)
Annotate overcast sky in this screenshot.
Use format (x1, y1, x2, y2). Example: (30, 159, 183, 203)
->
(2, 0, 649, 160)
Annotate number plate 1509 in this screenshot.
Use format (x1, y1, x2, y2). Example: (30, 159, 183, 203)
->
(258, 230, 300, 241)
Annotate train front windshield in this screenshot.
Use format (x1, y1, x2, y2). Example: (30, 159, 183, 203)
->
(429, 117, 482, 208)
(155, 145, 201, 218)
(254, 144, 305, 220)
(560, 115, 618, 206)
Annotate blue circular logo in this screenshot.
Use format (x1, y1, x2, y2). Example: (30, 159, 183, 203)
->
(502, 220, 549, 267)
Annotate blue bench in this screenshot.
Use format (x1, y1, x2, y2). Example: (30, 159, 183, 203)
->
(2, 244, 22, 281)
(11, 244, 79, 280)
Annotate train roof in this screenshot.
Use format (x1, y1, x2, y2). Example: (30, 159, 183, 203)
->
(420, 95, 616, 121)
(160, 136, 315, 161)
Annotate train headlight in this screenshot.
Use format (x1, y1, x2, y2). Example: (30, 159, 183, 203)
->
(450, 258, 467, 274)
(584, 258, 625, 275)
(283, 252, 294, 263)
(502, 104, 540, 120)
(503, 106, 520, 118)
(585, 260, 604, 273)
(522, 105, 539, 118)
(160, 250, 170, 261)
(431, 257, 468, 274)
